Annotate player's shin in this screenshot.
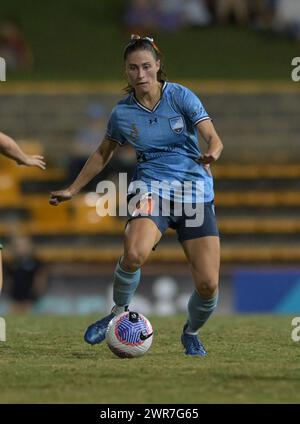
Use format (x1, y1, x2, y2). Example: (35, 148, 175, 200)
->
(112, 259, 141, 314)
(185, 290, 219, 334)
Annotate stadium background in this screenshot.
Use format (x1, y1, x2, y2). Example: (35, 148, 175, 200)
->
(0, 0, 300, 317)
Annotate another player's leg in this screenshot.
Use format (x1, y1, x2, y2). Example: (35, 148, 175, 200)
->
(0, 249, 5, 342)
(181, 236, 220, 356)
(84, 218, 161, 345)
(0, 249, 3, 296)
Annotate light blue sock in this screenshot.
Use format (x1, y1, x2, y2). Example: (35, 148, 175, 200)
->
(186, 290, 218, 334)
(112, 259, 141, 308)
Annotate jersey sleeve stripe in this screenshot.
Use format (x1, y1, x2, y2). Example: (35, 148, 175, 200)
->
(193, 116, 211, 126)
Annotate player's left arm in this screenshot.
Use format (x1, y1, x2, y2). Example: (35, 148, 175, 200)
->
(196, 119, 223, 166)
(0, 132, 46, 170)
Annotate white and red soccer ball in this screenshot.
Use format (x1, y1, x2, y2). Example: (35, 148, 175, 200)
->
(105, 311, 153, 358)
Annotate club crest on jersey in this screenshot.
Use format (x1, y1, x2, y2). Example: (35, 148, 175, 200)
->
(169, 116, 184, 134)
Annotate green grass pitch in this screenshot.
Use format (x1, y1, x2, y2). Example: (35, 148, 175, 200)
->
(0, 314, 300, 404)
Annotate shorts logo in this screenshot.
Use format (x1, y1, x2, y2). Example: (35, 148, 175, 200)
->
(132, 193, 155, 217)
(169, 116, 184, 134)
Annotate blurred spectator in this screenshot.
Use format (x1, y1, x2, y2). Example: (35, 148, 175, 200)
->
(205, 0, 218, 20)
(274, 0, 300, 40)
(155, 0, 183, 32)
(5, 236, 48, 314)
(248, 0, 278, 30)
(0, 18, 33, 71)
(156, 0, 212, 31)
(215, 0, 249, 26)
(68, 103, 112, 191)
(181, 0, 212, 28)
(124, 0, 212, 33)
(124, 0, 160, 35)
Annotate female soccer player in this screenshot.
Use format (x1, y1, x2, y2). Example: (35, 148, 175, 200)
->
(0, 131, 46, 295)
(49, 35, 223, 356)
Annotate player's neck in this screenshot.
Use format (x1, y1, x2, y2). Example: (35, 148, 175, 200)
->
(135, 82, 162, 110)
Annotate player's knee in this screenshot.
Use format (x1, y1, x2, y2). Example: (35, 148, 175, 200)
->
(197, 278, 218, 299)
(123, 249, 148, 270)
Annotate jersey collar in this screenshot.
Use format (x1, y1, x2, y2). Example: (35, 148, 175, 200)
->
(132, 81, 168, 113)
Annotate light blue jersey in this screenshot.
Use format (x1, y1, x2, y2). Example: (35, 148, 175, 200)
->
(105, 82, 214, 203)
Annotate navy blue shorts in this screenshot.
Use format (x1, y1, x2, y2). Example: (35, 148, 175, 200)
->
(127, 193, 219, 244)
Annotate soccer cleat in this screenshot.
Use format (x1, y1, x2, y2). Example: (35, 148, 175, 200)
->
(84, 305, 129, 345)
(84, 312, 116, 345)
(181, 323, 207, 356)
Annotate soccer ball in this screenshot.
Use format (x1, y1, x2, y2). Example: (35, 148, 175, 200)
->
(105, 311, 153, 358)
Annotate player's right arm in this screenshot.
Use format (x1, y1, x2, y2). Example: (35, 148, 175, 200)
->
(49, 138, 118, 206)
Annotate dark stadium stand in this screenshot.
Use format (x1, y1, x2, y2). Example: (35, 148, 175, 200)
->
(1, 160, 300, 264)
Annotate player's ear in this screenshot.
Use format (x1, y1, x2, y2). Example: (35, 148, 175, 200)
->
(156, 59, 160, 72)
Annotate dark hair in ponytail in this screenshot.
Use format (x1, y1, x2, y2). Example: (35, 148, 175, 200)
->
(123, 35, 167, 94)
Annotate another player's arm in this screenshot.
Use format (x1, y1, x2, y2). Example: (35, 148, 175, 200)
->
(49, 138, 118, 205)
(0, 132, 46, 169)
(196, 119, 223, 167)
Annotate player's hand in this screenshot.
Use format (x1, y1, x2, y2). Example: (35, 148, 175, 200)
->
(18, 155, 46, 170)
(197, 154, 216, 176)
(197, 153, 216, 165)
(49, 189, 73, 206)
